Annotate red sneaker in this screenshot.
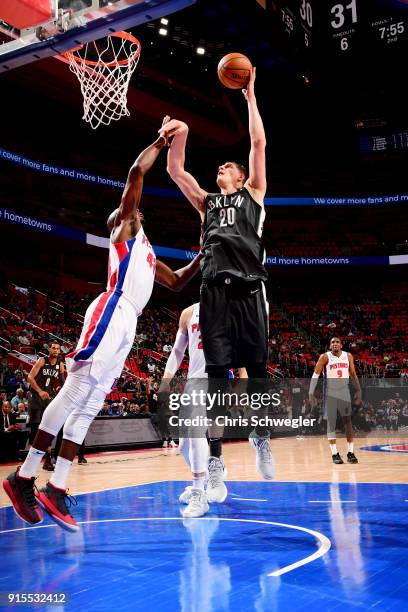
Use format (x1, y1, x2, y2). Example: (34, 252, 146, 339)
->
(36, 482, 79, 532)
(3, 468, 43, 525)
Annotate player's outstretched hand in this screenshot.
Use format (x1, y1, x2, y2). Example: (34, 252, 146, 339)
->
(159, 118, 189, 139)
(156, 115, 171, 147)
(242, 66, 256, 101)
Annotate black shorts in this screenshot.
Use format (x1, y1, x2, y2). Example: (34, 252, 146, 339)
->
(200, 278, 268, 371)
(28, 396, 50, 424)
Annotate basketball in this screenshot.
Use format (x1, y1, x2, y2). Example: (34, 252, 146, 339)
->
(217, 52, 252, 89)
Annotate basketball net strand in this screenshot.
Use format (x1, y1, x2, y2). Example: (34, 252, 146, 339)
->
(65, 36, 140, 129)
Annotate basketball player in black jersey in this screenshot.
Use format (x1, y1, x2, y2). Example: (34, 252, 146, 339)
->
(27, 343, 65, 471)
(163, 67, 274, 493)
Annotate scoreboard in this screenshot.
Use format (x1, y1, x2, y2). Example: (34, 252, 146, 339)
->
(327, 0, 406, 54)
(257, 0, 407, 55)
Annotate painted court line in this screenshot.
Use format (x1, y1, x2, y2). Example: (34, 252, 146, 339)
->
(233, 498, 269, 502)
(0, 517, 331, 577)
(308, 500, 356, 503)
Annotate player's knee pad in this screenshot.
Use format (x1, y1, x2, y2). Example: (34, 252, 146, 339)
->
(178, 437, 190, 466)
(62, 384, 107, 445)
(189, 437, 208, 474)
(39, 377, 85, 437)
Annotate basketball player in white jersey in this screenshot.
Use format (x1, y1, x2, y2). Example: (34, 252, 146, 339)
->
(309, 337, 361, 464)
(162, 303, 250, 516)
(162, 303, 210, 518)
(3, 118, 203, 531)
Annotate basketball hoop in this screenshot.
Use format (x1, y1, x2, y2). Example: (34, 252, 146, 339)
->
(62, 31, 141, 130)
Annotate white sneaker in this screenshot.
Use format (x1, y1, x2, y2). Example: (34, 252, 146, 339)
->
(249, 433, 275, 480)
(162, 441, 168, 448)
(182, 488, 209, 518)
(179, 485, 193, 504)
(169, 440, 177, 448)
(207, 456, 228, 503)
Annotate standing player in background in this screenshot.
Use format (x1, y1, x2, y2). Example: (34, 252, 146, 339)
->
(27, 342, 65, 471)
(163, 67, 274, 485)
(309, 337, 360, 464)
(3, 117, 203, 532)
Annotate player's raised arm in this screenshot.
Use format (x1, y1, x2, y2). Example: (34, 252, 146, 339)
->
(309, 353, 328, 401)
(242, 68, 267, 204)
(164, 119, 207, 218)
(108, 116, 170, 231)
(162, 306, 192, 380)
(155, 252, 203, 292)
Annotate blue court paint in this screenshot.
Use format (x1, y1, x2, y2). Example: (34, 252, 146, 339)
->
(1, 481, 407, 611)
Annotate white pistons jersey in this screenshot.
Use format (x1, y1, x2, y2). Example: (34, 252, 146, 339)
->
(106, 226, 156, 316)
(325, 351, 350, 379)
(325, 351, 350, 401)
(67, 227, 156, 391)
(187, 303, 206, 379)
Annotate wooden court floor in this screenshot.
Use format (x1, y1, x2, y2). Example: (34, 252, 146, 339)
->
(1, 434, 407, 507)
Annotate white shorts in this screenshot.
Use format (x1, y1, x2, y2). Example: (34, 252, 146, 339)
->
(66, 292, 137, 393)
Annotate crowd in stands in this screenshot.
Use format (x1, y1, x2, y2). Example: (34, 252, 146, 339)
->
(295, 392, 408, 435)
(1, 282, 407, 437)
(278, 289, 408, 378)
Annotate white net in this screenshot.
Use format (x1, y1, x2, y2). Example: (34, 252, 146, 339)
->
(63, 32, 141, 130)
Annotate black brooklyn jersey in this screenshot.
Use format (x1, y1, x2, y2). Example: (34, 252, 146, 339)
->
(201, 187, 268, 281)
(31, 357, 62, 399)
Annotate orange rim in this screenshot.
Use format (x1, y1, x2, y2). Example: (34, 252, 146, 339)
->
(62, 31, 141, 67)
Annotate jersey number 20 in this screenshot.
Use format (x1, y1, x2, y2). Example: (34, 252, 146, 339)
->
(219, 208, 235, 227)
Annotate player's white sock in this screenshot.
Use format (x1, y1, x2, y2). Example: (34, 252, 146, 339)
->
(50, 457, 73, 489)
(192, 476, 206, 491)
(347, 442, 354, 453)
(19, 447, 45, 478)
(330, 443, 337, 455)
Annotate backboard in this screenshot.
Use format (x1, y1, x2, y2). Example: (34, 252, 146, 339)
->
(0, 0, 196, 71)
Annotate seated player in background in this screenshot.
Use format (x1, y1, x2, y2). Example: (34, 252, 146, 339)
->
(3, 117, 203, 532)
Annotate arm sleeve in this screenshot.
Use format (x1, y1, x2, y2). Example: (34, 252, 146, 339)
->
(164, 330, 189, 375)
(309, 372, 320, 395)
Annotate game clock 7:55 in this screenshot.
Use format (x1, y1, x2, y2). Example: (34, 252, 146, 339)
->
(378, 21, 404, 42)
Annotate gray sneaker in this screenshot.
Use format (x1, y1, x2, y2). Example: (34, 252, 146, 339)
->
(207, 456, 228, 503)
(249, 433, 275, 480)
